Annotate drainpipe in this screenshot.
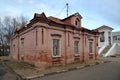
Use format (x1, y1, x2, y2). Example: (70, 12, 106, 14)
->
(17, 33, 20, 61)
(10, 39, 12, 59)
(95, 33, 98, 60)
(64, 27, 67, 65)
(94, 33, 97, 60)
(82, 29, 84, 62)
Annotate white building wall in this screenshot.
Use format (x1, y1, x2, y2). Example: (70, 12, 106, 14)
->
(110, 33, 112, 44)
(104, 43, 116, 57)
(98, 28, 112, 54)
(104, 43, 120, 57)
(112, 31, 120, 44)
(98, 29, 112, 48)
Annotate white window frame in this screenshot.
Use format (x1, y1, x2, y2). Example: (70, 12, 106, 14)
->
(89, 42, 94, 54)
(52, 39, 61, 57)
(21, 39, 24, 56)
(74, 41, 80, 56)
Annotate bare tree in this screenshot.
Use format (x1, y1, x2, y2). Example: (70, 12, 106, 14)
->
(0, 17, 5, 56)
(0, 18, 4, 44)
(3, 16, 13, 44)
(0, 15, 28, 56)
(3, 16, 28, 44)
(19, 15, 28, 28)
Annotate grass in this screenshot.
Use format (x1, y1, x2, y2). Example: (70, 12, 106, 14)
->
(95, 62, 100, 65)
(0, 56, 9, 61)
(0, 56, 35, 70)
(114, 54, 120, 57)
(1, 57, 101, 78)
(4, 60, 37, 77)
(110, 53, 120, 57)
(5, 61, 35, 70)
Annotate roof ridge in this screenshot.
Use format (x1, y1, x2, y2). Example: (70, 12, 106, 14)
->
(62, 12, 82, 21)
(96, 25, 113, 30)
(48, 16, 61, 20)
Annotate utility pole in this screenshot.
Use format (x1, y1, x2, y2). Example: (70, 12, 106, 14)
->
(66, 3, 68, 17)
(0, 43, 2, 56)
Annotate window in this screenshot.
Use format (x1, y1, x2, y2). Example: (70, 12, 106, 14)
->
(100, 32, 105, 42)
(75, 21, 78, 26)
(89, 42, 93, 53)
(13, 45, 15, 54)
(118, 38, 120, 40)
(42, 28, 44, 44)
(52, 39, 60, 57)
(36, 28, 38, 46)
(113, 36, 117, 40)
(74, 41, 79, 56)
(21, 38, 24, 56)
(75, 18, 80, 27)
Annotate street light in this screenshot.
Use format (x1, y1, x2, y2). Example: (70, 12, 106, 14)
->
(0, 42, 1, 55)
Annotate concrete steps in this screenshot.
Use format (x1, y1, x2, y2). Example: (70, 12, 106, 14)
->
(100, 45, 112, 57)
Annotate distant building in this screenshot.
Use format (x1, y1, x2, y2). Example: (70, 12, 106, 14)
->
(10, 12, 99, 68)
(96, 25, 113, 49)
(112, 31, 120, 44)
(96, 25, 120, 57)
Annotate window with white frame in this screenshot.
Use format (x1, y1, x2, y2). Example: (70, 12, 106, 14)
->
(52, 39, 60, 57)
(100, 32, 105, 42)
(21, 38, 24, 56)
(89, 42, 93, 53)
(74, 41, 79, 56)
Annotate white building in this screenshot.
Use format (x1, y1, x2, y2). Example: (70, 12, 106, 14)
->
(112, 31, 120, 45)
(96, 25, 113, 54)
(96, 25, 120, 57)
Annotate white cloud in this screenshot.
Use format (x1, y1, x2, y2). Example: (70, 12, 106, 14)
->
(0, 0, 119, 31)
(17, 0, 24, 4)
(28, 0, 35, 4)
(33, 3, 66, 18)
(82, 11, 120, 31)
(1, 6, 22, 17)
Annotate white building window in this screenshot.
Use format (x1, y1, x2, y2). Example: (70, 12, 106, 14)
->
(118, 38, 120, 40)
(74, 41, 79, 56)
(52, 39, 60, 57)
(113, 36, 117, 40)
(89, 42, 93, 54)
(100, 32, 105, 42)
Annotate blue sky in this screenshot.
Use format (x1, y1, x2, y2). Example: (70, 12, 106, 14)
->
(0, 0, 120, 31)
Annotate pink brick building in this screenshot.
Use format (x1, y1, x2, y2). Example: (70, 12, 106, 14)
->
(10, 12, 99, 68)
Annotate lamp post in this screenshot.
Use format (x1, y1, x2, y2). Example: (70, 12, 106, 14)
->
(0, 42, 1, 56)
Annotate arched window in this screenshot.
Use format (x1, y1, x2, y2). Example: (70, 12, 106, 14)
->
(75, 18, 80, 27)
(75, 21, 78, 26)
